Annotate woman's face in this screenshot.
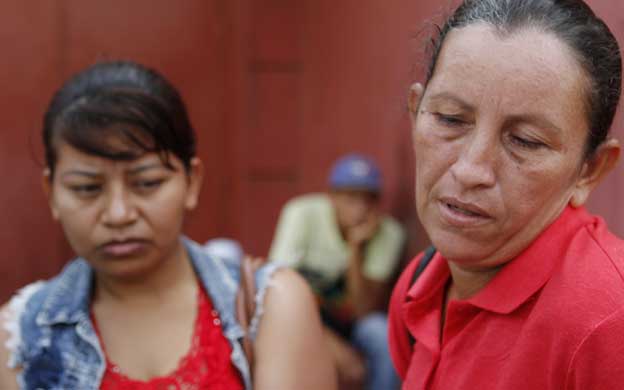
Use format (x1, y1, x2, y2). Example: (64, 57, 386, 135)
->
(412, 24, 612, 269)
(46, 141, 203, 280)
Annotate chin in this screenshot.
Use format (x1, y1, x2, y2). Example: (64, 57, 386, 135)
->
(436, 246, 485, 265)
(428, 229, 496, 265)
(91, 256, 160, 281)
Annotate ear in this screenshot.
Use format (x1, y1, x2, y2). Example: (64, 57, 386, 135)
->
(408, 83, 425, 117)
(184, 157, 204, 211)
(570, 138, 620, 207)
(42, 168, 60, 220)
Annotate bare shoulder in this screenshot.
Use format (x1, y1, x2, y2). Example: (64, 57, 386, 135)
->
(259, 268, 320, 329)
(0, 304, 20, 390)
(254, 268, 337, 390)
(265, 268, 315, 307)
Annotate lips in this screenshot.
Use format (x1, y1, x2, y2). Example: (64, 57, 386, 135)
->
(99, 239, 149, 257)
(438, 197, 492, 227)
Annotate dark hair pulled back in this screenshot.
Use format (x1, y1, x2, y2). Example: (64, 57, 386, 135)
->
(425, 0, 621, 157)
(43, 61, 196, 177)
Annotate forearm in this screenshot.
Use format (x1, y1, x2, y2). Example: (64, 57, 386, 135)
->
(345, 245, 383, 318)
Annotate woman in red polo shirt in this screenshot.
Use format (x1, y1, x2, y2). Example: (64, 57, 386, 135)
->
(389, 0, 624, 389)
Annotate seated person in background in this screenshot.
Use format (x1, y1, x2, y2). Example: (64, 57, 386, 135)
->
(0, 61, 336, 390)
(269, 154, 405, 390)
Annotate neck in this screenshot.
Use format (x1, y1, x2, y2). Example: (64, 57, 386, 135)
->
(93, 240, 197, 304)
(446, 261, 503, 300)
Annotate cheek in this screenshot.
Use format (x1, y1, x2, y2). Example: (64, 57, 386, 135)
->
(145, 183, 190, 232)
(413, 126, 456, 200)
(56, 208, 97, 254)
(52, 189, 92, 228)
(152, 204, 186, 232)
(499, 159, 579, 219)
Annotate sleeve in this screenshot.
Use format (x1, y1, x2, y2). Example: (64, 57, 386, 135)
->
(268, 199, 308, 268)
(565, 306, 624, 389)
(362, 217, 406, 281)
(387, 255, 422, 379)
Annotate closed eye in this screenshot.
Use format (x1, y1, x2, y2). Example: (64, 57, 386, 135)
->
(69, 184, 102, 196)
(134, 178, 165, 191)
(509, 135, 546, 150)
(433, 113, 466, 127)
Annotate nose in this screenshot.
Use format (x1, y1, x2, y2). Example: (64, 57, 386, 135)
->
(350, 196, 376, 223)
(101, 184, 138, 227)
(449, 130, 497, 190)
(350, 201, 368, 222)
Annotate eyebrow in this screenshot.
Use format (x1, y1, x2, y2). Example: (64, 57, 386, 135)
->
(427, 92, 563, 134)
(59, 162, 167, 180)
(506, 114, 563, 135)
(127, 162, 169, 175)
(425, 92, 475, 111)
(60, 170, 101, 180)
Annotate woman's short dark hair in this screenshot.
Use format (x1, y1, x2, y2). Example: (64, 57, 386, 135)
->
(43, 61, 196, 177)
(425, 0, 621, 157)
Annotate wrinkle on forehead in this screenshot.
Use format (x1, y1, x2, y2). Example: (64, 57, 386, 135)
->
(426, 23, 589, 134)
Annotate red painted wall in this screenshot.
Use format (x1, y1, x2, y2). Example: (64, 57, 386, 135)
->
(0, 2, 67, 300)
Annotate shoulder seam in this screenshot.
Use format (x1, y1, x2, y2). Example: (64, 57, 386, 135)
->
(583, 225, 624, 284)
(564, 305, 624, 388)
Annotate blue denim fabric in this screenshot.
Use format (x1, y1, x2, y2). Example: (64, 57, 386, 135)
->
(8, 238, 280, 390)
(351, 312, 400, 390)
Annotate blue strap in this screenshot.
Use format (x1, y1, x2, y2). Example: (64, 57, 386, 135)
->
(407, 245, 436, 346)
(410, 245, 436, 286)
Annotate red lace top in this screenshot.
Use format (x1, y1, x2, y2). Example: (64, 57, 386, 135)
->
(92, 286, 244, 390)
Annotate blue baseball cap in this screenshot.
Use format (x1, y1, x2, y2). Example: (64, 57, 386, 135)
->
(328, 154, 382, 193)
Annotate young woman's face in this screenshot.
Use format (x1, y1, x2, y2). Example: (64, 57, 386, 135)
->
(412, 24, 597, 269)
(46, 141, 202, 279)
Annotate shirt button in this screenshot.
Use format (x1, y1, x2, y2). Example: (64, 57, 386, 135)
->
(213, 318, 221, 326)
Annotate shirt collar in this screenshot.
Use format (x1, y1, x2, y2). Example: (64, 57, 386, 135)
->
(184, 237, 244, 339)
(402, 206, 593, 352)
(37, 259, 94, 326)
(406, 206, 593, 314)
(403, 254, 450, 354)
(466, 205, 592, 314)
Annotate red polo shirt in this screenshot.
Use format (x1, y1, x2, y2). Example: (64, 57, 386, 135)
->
(389, 206, 624, 389)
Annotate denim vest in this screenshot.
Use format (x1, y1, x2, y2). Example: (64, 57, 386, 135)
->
(4, 238, 280, 390)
